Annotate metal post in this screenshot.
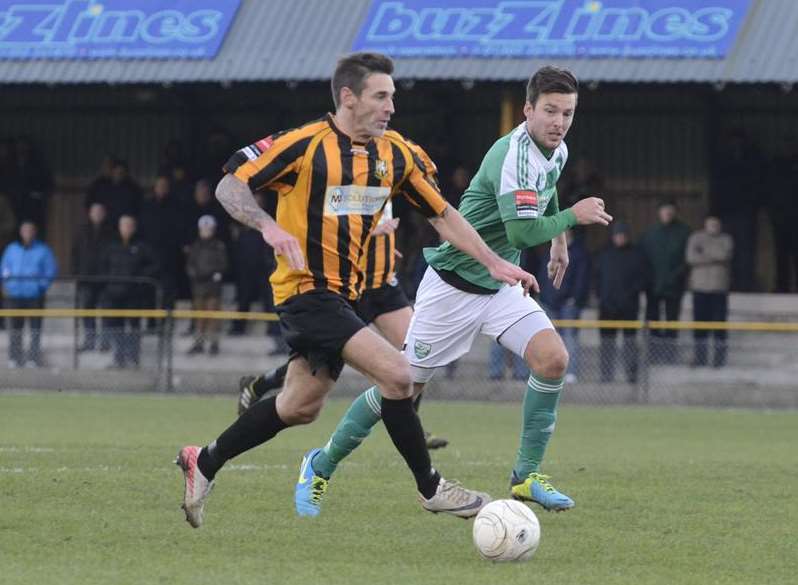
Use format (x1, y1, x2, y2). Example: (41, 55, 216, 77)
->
(72, 278, 80, 371)
(164, 310, 175, 393)
(639, 321, 651, 404)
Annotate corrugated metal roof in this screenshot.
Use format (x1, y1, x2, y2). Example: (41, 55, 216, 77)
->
(1, 0, 796, 84)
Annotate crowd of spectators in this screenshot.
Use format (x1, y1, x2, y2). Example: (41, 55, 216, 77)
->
(0, 129, 789, 375)
(0, 135, 285, 367)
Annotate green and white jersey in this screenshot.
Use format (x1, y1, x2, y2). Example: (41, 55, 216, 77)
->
(425, 121, 570, 290)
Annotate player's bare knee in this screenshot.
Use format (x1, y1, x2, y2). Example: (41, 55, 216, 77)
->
(286, 401, 323, 425)
(545, 347, 569, 379)
(377, 365, 413, 400)
(526, 341, 569, 379)
(532, 346, 568, 379)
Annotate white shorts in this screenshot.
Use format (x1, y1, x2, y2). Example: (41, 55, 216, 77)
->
(404, 267, 554, 383)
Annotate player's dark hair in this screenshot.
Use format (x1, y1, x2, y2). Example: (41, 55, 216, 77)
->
(331, 52, 394, 109)
(526, 66, 579, 105)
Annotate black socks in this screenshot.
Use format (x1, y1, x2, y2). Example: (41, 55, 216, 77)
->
(197, 396, 287, 480)
(381, 396, 440, 499)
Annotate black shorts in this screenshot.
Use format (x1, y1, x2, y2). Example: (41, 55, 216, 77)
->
(276, 289, 367, 381)
(355, 282, 411, 324)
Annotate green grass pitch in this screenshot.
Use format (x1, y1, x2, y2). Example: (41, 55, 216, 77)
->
(1, 392, 796, 585)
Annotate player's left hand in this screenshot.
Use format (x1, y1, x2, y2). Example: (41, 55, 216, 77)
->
(548, 244, 569, 289)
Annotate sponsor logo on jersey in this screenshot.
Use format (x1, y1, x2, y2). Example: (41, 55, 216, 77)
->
(414, 340, 432, 359)
(514, 190, 538, 218)
(324, 185, 391, 216)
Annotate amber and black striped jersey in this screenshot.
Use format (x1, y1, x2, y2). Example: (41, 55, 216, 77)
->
(361, 135, 439, 291)
(223, 114, 447, 305)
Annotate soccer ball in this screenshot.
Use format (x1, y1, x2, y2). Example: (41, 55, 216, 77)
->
(472, 499, 541, 562)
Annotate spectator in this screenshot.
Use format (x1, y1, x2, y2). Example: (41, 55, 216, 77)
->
(710, 131, 762, 291)
(85, 154, 115, 209)
(1, 221, 57, 367)
(100, 215, 159, 369)
(11, 137, 53, 234)
(686, 216, 733, 368)
(169, 163, 194, 208)
(186, 215, 228, 356)
(181, 178, 230, 249)
(641, 200, 691, 364)
(767, 138, 798, 292)
(227, 191, 285, 355)
(228, 223, 274, 336)
(597, 222, 650, 383)
(72, 202, 114, 351)
(537, 229, 591, 382)
(138, 174, 181, 314)
(87, 159, 142, 227)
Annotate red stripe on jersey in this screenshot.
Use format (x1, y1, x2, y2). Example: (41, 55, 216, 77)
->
(256, 136, 274, 152)
(514, 190, 538, 205)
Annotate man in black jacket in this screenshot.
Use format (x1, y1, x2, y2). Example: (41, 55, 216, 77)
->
(100, 215, 159, 368)
(72, 202, 114, 351)
(596, 222, 650, 383)
(139, 174, 182, 316)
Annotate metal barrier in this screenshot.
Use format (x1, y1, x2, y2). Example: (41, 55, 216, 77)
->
(1, 306, 796, 408)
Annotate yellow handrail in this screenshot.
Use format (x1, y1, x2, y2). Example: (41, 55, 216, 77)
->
(0, 309, 794, 331)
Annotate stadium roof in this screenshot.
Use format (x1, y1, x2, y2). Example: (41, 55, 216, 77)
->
(1, 0, 797, 85)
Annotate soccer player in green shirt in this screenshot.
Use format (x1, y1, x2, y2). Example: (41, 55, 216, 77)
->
(295, 66, 612, 516)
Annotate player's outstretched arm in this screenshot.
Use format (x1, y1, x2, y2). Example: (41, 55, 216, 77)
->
(429, 205, 539, 293)
(216, 174, 305, 270)
(570, 197, 612, 225)
(504, 196, 612, 251)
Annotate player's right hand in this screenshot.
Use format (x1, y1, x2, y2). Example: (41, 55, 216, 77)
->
(262, 223, 305, 270)
(571, 197, 613, 226)
(488, 259, 540, 295)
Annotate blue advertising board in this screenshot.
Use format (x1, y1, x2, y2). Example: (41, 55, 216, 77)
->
(0, 0, 241, 59)
(353, 0, 752, 58)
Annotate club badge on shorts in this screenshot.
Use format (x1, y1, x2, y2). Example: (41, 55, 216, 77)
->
(414, 340, 432, 359)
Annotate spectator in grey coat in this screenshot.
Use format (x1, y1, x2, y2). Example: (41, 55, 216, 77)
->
(686, 216, 734, 367)
(186, 215, 228, 356)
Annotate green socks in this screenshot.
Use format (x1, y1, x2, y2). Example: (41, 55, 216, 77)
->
(513, 372, 563, 478)
(311, 386, 382, 478)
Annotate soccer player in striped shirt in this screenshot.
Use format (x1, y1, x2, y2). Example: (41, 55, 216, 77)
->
(175, 52, 536, 527)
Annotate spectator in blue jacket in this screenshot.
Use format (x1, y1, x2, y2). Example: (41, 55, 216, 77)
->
(537, 229, 591, 382)
(1, 221, 57, 367)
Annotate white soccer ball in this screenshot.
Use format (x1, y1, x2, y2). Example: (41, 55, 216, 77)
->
(472, 499, 541, 562)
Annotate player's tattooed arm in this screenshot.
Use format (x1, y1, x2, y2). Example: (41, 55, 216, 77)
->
(215, 174, 271, 230)
(216, 174, 306, 270)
